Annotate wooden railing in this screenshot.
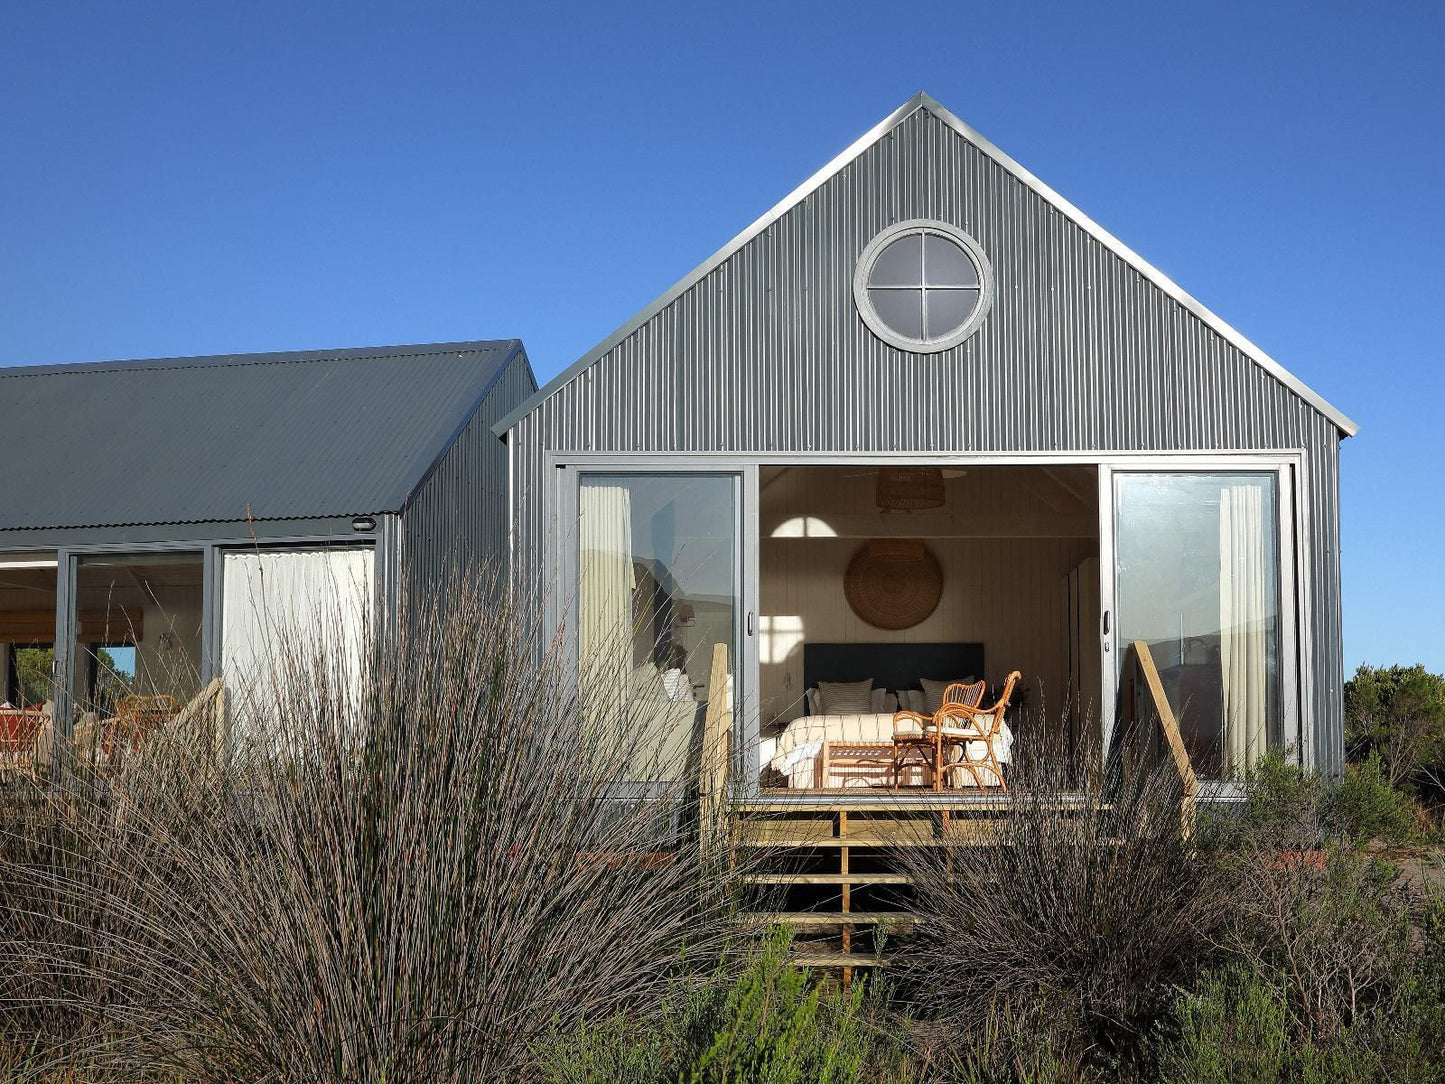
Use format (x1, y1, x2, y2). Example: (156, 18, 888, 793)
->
(1130, 640, 1200, 837)
(698, 643, 731, 847)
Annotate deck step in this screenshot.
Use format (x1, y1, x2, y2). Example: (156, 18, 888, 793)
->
(790, 950, 890, 968)
(735, 834, 996, 849)
(742, 872, 912, 886)
(738, 911, 920, 929)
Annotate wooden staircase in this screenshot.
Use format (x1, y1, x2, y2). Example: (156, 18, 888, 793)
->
(731, 795, 1026, 980)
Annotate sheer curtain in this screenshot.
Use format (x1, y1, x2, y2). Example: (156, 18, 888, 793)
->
(578, 485, 634, 712)
(1220, 483, 1267, 773)
(221, 547, 374, 743)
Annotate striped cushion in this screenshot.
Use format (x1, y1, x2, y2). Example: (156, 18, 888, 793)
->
(816, 679, 874, 715)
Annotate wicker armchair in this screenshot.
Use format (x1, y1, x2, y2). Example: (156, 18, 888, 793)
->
(892, 673, 1020, 791)
(890, 680, 985, 789)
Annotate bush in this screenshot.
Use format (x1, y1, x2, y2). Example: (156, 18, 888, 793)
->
(535, 933, 914, 1084)
(1325, 752, 1417, 843)
(1217, 844, 1412, 1042)
(1345, 663, 1445, 795)
(894, 753, 1224, 1072)
(0, 572, 745, 1082)
(1157, 967, 1402, 1084)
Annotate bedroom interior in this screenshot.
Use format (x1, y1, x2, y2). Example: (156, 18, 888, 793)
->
(756, 463, 1101, 791)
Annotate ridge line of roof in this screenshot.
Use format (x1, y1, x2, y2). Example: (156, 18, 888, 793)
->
(493, 93, 1355, 438)
(1, 339, 522, 379)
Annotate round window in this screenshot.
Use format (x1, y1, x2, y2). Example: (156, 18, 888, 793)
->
(853, 220, 993, 352)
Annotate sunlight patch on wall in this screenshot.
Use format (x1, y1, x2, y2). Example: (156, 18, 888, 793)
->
(760, 615, 804, 666)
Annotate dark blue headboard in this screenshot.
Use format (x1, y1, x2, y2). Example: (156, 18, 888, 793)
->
(803, 642, 985, 701)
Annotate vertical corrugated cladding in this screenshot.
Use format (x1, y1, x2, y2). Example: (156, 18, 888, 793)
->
(402, 353, 536, 593)
(508, 106, 1347, 765)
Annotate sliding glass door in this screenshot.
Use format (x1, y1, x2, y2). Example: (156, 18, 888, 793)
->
(1103, 467, 1295, 781)
(572, 469, 753, 789)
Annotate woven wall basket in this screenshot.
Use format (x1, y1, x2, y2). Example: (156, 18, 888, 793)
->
(844, 541, 943, 630)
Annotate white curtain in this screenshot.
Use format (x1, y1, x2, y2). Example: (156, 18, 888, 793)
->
(221, 547, 374, 743)
(1220, 484, 1267, 773)
(578, 485, 634, 713)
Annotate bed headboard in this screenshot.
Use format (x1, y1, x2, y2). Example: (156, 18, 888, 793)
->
(802, 642, 986, 699)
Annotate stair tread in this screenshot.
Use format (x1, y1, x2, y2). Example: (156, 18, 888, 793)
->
(791, 950, 890, 968)
(738, 911, 920, 927)
(735, 835, 995, 848)
(743, 872, 913, 885)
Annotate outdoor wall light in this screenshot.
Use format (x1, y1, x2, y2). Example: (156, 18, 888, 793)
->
(351, 517, 377, 533)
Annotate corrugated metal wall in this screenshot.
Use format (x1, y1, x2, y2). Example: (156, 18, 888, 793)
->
(508, 106, 1346, 770)
(402, 353, 536, 592)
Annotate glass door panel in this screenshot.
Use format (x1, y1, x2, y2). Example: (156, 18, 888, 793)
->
(1111, 472, 1282, 780)
(68, 552, 205, 758)
(576, 472, 740, 787)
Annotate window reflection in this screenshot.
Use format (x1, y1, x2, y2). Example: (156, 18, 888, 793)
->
(1114, 474, 1281, 779)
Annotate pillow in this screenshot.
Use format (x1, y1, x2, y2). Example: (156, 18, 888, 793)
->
(805, 687, 821, 716)
(817, 678, 874, 715)
(902, 689, 927, 714)
(870, 688, 898, 714)
(921, 676, 979, 716)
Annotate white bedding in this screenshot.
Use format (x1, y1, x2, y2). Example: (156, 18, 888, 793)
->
(766, 711, 1014, 788)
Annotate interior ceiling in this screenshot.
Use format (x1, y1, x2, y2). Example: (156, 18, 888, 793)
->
(75, 561, 204, 606)
(760, 464, 1099, 540)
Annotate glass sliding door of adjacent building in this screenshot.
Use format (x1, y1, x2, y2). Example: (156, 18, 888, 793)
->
(66, 551, 206, 754)
(575, 472, 744, 789)
(1107, 471, 1289, 781)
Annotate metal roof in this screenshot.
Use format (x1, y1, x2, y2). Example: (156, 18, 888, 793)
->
(494, 92, 1356, 438)
(0, 340, 527, 531)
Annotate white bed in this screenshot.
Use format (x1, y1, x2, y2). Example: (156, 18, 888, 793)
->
(763, 710, 1013, 789)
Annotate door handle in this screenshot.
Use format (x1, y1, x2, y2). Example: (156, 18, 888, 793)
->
(1102, 609, 1111, 652)
(746, 611, 755, 636)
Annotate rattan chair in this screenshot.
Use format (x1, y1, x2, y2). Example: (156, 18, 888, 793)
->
(892, 673, 1020, 791)
(890, 679, 985, 789)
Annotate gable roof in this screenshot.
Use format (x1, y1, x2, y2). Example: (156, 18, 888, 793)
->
(0, 340, 529, 531)
(495, 92, 1355, 439)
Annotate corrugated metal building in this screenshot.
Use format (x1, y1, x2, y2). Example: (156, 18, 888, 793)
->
(497, 93, 1354, 786)
(0, 340, 534, 718)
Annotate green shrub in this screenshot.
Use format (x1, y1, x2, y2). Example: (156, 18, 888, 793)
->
(675, 932, 874, 1084)
(1345, 663, 1445, 795)
(1157, 967, 1394, 1084)
(535, 933, 912, 1084)
(1159, 962, 1445, 1084)
(1325, 752, 1416, 842)
(533, 1016, 672, 1084)
(1230, 750, 1326, 844)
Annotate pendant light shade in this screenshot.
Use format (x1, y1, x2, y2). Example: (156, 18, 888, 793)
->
(875, 467, 945, 512)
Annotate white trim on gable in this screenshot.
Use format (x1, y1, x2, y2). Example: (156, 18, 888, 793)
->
(494, 92, 1356, 439)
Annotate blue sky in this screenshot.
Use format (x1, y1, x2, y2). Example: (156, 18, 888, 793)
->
(2, 2, 1441, 673)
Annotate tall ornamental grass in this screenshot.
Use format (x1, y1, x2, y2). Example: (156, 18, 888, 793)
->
(0, 572, 743, 1082)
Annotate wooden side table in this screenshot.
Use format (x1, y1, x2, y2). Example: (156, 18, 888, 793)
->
(819, 740, 927, 789)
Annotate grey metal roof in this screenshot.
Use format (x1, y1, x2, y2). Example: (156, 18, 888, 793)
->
(493, 92, 1356, 438)
(0, 340, 527, 531)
